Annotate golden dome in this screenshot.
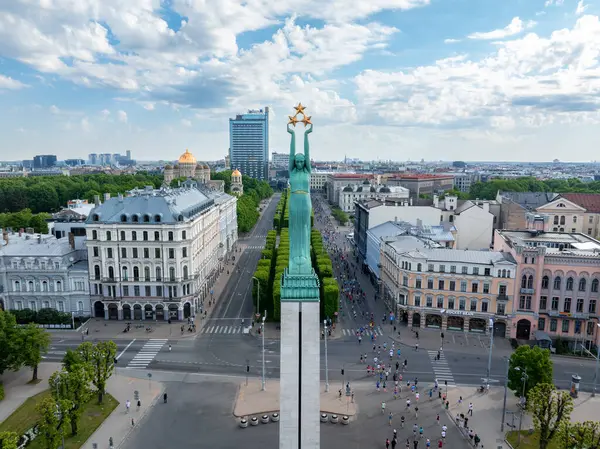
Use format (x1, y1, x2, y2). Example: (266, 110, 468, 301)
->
(178, 149, 196, 164)
(232, 169, 241, 176)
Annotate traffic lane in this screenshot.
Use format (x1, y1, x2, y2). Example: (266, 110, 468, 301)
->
(213, 248, 257, 319)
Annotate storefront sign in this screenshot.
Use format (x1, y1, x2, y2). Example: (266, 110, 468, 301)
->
(441, 310, 475, 317)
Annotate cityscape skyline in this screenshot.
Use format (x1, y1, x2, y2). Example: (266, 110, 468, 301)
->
(1, 1, 599, 162)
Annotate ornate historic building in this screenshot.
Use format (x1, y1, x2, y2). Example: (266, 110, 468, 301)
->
(163, 149, 212, 186)
(231, 169, 243, 196)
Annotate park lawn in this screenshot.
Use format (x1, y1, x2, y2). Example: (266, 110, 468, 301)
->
(506, 430, 560, 449)
(0, 390, 119, 449)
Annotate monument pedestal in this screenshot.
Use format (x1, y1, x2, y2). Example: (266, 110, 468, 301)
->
(280, 268, 321, 449)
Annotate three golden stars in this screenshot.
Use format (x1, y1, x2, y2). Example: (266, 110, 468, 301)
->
(288, 103, 312, 127)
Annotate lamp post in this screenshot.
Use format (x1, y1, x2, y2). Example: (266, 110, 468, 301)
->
(486, 318, 494, 385)
(500, 357, 510, 432)
(593, 323, 600, 397)
(324, 319, 329, 392)
(252, 276, 260, 322)
(515, 366, 528, 446)
(261, 315, 266, 391)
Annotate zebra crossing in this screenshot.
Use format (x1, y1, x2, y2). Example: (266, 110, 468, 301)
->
(428, 350, 455, 386)
(246, 246, 265, 250)
(341, 326, 384, 337)
(127, 339, 167, 369)
(202, 325, 246, 334)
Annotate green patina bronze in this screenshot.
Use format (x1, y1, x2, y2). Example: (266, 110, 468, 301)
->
(281, 114, 320, 302)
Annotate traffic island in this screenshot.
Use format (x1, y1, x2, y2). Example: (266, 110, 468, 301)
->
(233, 379, 357, 418)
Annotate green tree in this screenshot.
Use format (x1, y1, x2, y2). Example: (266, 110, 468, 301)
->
(508, 345, 553, 398)
(557, 421, 600, 449)
(50, 367, 92, 436)
(0, 431, 19, 449)
(85, 341, 117, 403)
(29, 214, 50, 233)
(16, 323, 51, 381)
(0, 310, 20, 375)
(28, 184, 59, 213)
(528, 383, 574, 449)
(36, 396, 71, 449)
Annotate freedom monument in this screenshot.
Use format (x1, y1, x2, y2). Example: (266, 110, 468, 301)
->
(279, 103, 321, 449)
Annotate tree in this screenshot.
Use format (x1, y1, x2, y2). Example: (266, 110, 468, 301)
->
(528, 383, 574, 449)
(557, 421, 600, 449)
(0, 310, 20, 375)
(50, 368, 92, 436)
(16, 323, 51, 382)
(36, 396, 71, 449)
(0, 431, 19, 449)
(85, 341, 117, 403)
(508, 345, 553, 398)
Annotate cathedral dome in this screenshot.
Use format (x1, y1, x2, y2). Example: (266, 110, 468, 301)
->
(232, 169, 241, 176)
(165, 164, 173, 169)
(178, 149, 196, 164)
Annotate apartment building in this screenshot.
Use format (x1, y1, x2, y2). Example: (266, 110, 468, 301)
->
(339, 182, 409, 212)
(387, 174, 454, 198)
(380, 235, 517, 337)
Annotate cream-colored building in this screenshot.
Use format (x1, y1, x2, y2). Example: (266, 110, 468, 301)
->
(231, 169, 243, 196)
(163, 149, 212, 185)
(339, 181, 410, 212)
(532, 194, 600, 240)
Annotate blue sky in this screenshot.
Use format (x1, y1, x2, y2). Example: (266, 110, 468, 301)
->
(1, 0, 599, 163)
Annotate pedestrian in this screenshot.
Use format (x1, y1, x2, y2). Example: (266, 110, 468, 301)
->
(392, 437, 398, 449)
(382, 401, 386, 414)
(414, 440, 419, 449)
(438, 440, 443, 449)
(429, 389, 433, 400)
(441, 430, 446, 441)
(436, 414, 440, 425)
(163, 392, 168, 403)
(457, 396, 463, 406)
(464, 417, 469, 428)
(386, 439, 390, 449)
(415, 406, 419, 418)
(137, 400, 141, 411)
(426, 439, 431, 448)
(413, 424, 418, 438)
(125, 399, 130, 413)
(468, 402, 473, 416)
(401, 416, 405, 427)
(131, 418, 135, 427)
(389, 412, 393, 426)
(474, 434, 481, 448)
(406, 439, 410, 449)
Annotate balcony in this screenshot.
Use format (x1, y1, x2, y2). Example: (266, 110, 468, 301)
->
(520, 288, 535, 294)
(497, 294, 510, 301)
(102, 277, 117, 283)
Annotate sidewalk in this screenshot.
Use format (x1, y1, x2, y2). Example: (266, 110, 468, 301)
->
(443, 385, 600, 449)
(248, 322, 343, 341)
(233, 378, 357, 417)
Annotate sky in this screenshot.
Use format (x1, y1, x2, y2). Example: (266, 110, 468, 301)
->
(0, 0, 599, 163)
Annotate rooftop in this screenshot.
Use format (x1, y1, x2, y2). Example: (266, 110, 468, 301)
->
(390, 174, 454, 180)
(497, 230, 600, 257)
(0, 233, 75, 257)
(560, 193, 600, 213)
(370, 220, 455, 243)
(497, 191, 559, 209)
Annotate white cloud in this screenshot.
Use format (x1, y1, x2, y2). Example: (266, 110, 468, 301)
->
(81, 117, 91, 131)
(545, 0, 565, 6)
(141, 102, 155, 111)
(100, 109, 110, 118)
(181, 119, 192, 127)
(117, 110, 128, 123)
(0, 74, 27, 90)
(49, 105, 60, 114)
(576, 1, 588, 15)
(444, 38, 460, 44)
(468, 17, 536, 40)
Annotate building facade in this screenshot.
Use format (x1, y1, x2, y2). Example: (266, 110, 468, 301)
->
(494, 229, 600, 349)
(85, 182, 237, 321)
(387, 174, 454, 198)
(326, 174, 370, 205)
(338, 181, 409, 212)
(0, 231, 90, 316)
(380, 236, 516, 337)
(33, 154, 57, 169)
(163, 149, 212, 185)
(271, 152, 289, 168)
(310, 172, 331, 192)
(532, 194, 600, 239)
(230, 169, 243, 196)
(229, 108, 269, 181)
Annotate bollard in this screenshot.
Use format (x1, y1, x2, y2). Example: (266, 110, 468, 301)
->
(261, 414, 270, 424)
(239, 418, 248, 428)
(250, 416, 259, 426)
(271, 413, 280, 422)
(320, 413, 328, 423)
(330, 414, 339, 424)
(342, 415, 350, 425)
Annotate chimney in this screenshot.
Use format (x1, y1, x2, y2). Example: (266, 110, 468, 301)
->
(38, 235, 42, 244)
(94, 195, 100, 206)
(103, 192, 111, 202)
(433, 194, 439, 209)
(482, 202, 490, 213)
(68, 232, 75, 249)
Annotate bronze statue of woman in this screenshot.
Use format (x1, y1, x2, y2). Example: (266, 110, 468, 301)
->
(287, 120, 313, 275)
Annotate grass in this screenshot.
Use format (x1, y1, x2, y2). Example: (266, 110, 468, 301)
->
(506, 430, 560, 449)
(0, 389, 119, 449)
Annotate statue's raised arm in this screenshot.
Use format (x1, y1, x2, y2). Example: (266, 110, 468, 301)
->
(303, 123, 312, 173)
(287, 123, 296, 172)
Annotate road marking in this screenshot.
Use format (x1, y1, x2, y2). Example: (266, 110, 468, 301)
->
(428, 350, 456, 386)
(116, 339, 136, 360)
(126, 339, 167, 369)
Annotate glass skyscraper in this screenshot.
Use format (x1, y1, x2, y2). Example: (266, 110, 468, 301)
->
(229, 107, 269, 181)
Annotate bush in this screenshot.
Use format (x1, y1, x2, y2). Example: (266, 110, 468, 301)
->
(10, 308, 72, 325)
(0, 382, 4, 401)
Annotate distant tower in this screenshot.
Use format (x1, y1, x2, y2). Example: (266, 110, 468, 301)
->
(164, 164, 174, 185)
(231, 169, 243, 196)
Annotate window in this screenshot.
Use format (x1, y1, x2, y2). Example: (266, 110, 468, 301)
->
(472, 267, 479, 275)
(121, 248, 127, 258)
(471, 282, 478, 293)
(414, 296, 421, 307)
(426, 296, 433, 307)
(579, 278, 586, 292)
(144, 214, 150, 223)
(459, 298, 466, 310)
(589, 300, 597, 314)
(483, 283, 490, 294)
(551, 296, 559, 310)
(155, 215, 161, 223)
(42, 281, 48, 292)
(484, 268, 490, 276)
(588, 321, 596, 335)
(123, 285, 129, 296)
(576, 298, 584, 312)
(415, 278, 422, 289)
(573, 216, 577, 223)
(560, 216, 565, 225)
(144, 266, 151, 282)
(169, 267, 176, 281)
(143, 231, 148, 241)
(448, 297, 455, 309)
(521, 275, 527, 288)
(550, 319, 557, 332)
(182, 231, 187, 240)
(553, 276, 561, 290)
(462, 266, 468, 274)
(56, 281, 62, 292)
(57, 301, 64, 312)
(94, 265, 100, 280)
(438, 280, 445, 290)
(182, 247, 188, 258)
(155, 248, 161, 259)
(106, 231, 112, 241)
(156, 286, 163, 296)
(449, 281, 456, 291)
(499, 285, 507, 296)
(481, 301, 488, 312)
(145, 286, 152, 297)
(169, 249, 175, 259)
(132, 231, 137, 241)
(93, 247, 99, 257)
(133, 266, 140, 281)
(589, 228, 593, 235)
(497, 302, 505, 315)
(470, 300, 477, 311)
(403, 276, 408, 287)
(519, 296, 532, 310)
(566, 277, 574, 291)
(450, 265, 456, 273)
(562, 320, 569, 333)
(538, 318, 545, 331)
(593, 279, 599, 293)
(134, 285, 140, 296)
(92, 230, 98, 240)
(168, 231, 174, 241)
(437, 296, 444, 308)
(122, 267, 128, 281)
(439, 265, 445, 273)
(524, 257, 528, 264)
(155, 231, 160, 241)
(427, 278, 434, 289)
(156, 267, 162, 281)
(121, 231, 126, 241)
(554, 216, 559, 225)
(417, 263, 422, 272)
(541, 276, 549, 289)
(590, 216, 594, 224)
(540, 296, 547, 309)
(460, 281, 467, 292)
(107, 248, 113, 258)
(563, 298, 571, 313)
(183, 265, 189, 280)
(144, 248, 149, 259)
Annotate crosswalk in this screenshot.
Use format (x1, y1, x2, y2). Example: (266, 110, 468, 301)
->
(428, 350, 455, 386)
(127, 339, 167, 368)
(245, 246, 265, 250)
(340, 327, 384, 337)
(202, 325, 246, 334)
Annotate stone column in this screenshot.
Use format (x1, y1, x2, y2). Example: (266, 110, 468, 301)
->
(118, 306, 123, 321)
(104, 304, 109, 320)
(441, 315, 448, 331)
(463, 318, 470, 333)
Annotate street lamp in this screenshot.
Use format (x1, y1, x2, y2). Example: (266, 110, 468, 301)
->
(261, 316, 266, 391)
(324, 319, 329, 392)
(252, 276, 260, 322)
(500, 357, 510, 432)
(594, 323, 600, 397)
(515, 366, 528, 446)
(486, 318, 494, 385)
